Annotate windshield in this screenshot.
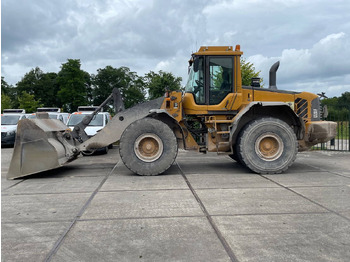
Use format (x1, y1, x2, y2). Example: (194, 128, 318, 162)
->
(1, 115, 21, 125)
(26, 113, 59, 120)
(185, 57, 205, 104)
(67, 114, 104, 126)
(48, 114, 58, 119)
(27, 114, 36, 119)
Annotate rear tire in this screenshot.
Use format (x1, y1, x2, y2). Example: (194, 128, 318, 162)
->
(228, 151, 245, 166)
(119, 118, 178, 175)
(238, 117, 297, 174)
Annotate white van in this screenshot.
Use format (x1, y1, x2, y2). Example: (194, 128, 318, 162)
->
(36, 108, 70, 124)
(67, 107, 111, 154)
(1, 109, 27, 147)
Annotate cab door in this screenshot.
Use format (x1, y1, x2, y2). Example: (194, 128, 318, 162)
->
(206, 56, 234, 107)
(183, 55, 235, 114)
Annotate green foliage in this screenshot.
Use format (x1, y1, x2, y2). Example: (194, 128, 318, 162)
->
(16, 67, 43, 95)
(144, 71, 182, 100)
(2, 77, 11, 111)
(18, 91, 42, 113)
(57, 59, 91, 112)
(122, 73, 146, 109)
(241, 58, 262, 86)
(335, 121, 349, 139)
(212, 67, 223, 89)
(1, 94, 13, 112)
(4, 63, 182, 113)
(2, 76, 19, 109)
(92, 66, 146, 109)
(322, 92, 350, 106)
(322, 92, 350, 121)
(1, 76, 10, 94)
(338, 91, 350, 105)
(16, 68, 60, 108)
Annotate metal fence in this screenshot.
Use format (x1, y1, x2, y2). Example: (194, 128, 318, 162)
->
(312, 103, 350, 151)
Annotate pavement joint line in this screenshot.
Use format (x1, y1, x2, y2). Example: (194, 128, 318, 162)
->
(302, 162, 350, 179)
(1, 219, 75, 225)
(76, 211, 332, 222)
(175, 160, 240, 262)
(209, 211, 331, 217)
(77, 215, 206, 222)
(2, 179, 26, 192)
(44, 160, 120, 262)
(98, 188, 190, 192)
(1, 211, 332, 225)
(287, 185, 347, 188)
(1, 191, 99, 196)
(260, 175, 350, 223)
(186, 186, 283, 190)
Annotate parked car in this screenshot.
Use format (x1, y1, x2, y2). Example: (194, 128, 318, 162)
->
(26, 108, 70, 124)
(1, 109, 27, 147)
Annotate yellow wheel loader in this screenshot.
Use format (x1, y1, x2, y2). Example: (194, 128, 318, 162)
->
(7, 45, 337, 179)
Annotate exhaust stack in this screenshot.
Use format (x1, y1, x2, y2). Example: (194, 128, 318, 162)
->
(269, 61, 280, 90)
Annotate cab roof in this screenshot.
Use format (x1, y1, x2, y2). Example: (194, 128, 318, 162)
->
(193, 45, 243, 56)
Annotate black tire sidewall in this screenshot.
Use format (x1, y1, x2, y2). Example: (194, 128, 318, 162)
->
(239, 118, 297, 174)
(119, 118, 178, 175)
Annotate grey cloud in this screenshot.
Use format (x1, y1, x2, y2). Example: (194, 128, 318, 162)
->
(2, 0, 350, 98)
(248, 32, 350, 97)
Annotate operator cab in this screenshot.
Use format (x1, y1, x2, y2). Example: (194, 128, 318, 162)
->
(185, 45, 242, 106)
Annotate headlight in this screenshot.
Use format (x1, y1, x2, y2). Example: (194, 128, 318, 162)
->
(311, 97, 321, 121)
(321, 105, 328, 119)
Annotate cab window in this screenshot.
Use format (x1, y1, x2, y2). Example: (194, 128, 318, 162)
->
(209, 57, 233, 105)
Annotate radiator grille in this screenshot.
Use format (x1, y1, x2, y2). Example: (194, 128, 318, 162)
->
(295, 98, 308, 120)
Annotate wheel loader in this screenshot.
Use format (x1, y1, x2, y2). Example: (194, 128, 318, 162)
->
(7, 45, 337, 179)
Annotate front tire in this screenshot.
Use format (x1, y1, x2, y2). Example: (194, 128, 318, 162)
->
(238, 117, 297, 174)
(119, 118, 178, 175)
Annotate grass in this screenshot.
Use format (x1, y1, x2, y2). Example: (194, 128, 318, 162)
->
(336, 121, 349, 139)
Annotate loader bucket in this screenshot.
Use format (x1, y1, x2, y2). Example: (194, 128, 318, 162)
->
(7, 97, 165, 179)
(7, 118, 78, 180)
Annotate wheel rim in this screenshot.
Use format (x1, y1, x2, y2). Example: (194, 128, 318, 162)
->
(134, 133, 163, 162)
(255, 133, 283, 161)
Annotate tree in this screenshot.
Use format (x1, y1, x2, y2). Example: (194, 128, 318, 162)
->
(321, 92, 350, 121)
(38, 72, 60, 107)
(321, 96, 339, 107)
(122, 73, 146, 109)
(18, 91, 42, 113)
(1, 76, 10, 94)
(16, 68, 60, 107)
(57, 59, 91, 112)
(92, 66, 146, 110)
(1, 76, 18, 109)
(338, 91, 350, 105)
(143, 71, 182, 100)
(241, 58, 262, 86)
(16, 67, 43, 96)
(1, 94, 12, 112)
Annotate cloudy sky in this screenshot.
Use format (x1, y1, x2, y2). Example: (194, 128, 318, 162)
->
(2, 0, 350, 98)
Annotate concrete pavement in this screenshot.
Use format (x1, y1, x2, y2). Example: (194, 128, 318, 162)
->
(2, 147, 350, 262)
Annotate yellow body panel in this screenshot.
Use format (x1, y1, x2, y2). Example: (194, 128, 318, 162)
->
(193, 46, 243, 56)
(160, 46, 333, 155)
